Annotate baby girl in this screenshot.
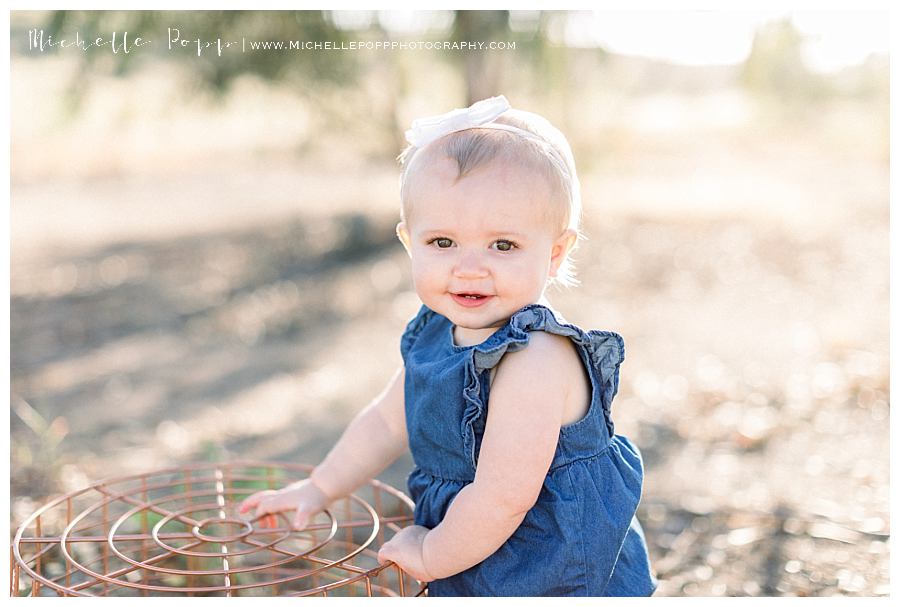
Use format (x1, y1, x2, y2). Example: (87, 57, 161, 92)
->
(241, 95, 656, 596)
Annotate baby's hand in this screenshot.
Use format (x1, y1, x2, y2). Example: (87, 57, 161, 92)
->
(377, 525, 434, 582)
(238, 479, 331, 531)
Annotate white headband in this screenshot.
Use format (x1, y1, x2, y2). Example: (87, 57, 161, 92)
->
(404, 95, 546, 149)
(402, 95, 582, 236)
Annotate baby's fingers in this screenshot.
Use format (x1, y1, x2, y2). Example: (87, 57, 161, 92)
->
(253, 493, 291, 519)
(245, 513, 278, 530)
(293, 508, 314, 531)
(238, 490, 274, 514)
(377, 545, 394, 566)
(377, 539, 397, 566)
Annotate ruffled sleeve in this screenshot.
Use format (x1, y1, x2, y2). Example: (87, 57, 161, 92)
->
(400, 304, 434, 362)
(461, 304, 626, 463)
(473, 304, 624, 387)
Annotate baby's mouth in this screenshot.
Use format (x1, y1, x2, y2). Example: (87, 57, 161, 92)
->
(451, 292, 494, 307)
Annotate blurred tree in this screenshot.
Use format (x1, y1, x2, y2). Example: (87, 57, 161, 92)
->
(450, 10, 509, 104)
(740, 18, 828, 103)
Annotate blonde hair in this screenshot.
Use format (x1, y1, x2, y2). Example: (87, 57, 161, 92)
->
(397, 108, 583, 287)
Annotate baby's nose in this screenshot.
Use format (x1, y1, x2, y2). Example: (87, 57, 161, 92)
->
(453, 250, 489, 278)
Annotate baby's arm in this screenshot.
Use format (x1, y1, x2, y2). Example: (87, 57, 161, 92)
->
(241, 366, 407, 524)
(420, 332, 571, 579)
(310, 365, 408, 499)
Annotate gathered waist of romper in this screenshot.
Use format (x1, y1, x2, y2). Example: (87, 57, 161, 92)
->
(408, 466, 474, 484)
(409, 435, 641, 487)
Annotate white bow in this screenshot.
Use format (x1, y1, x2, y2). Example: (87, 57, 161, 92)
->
(404, 95, 511, 148)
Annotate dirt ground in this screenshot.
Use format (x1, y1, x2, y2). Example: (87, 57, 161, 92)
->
(10, 80, 889, 594)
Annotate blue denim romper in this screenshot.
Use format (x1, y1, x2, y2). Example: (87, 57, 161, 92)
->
(400, 303, 657, 597)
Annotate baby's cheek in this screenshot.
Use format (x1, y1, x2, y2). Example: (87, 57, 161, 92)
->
(411, 257, 441, 283)
(408, 264, 438, 299)
(408, 262, 427, 285)
(512, 259, 554, 298)
(507, 254, 547, 279)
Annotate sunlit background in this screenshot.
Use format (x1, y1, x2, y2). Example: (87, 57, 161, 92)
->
(10, 10, 889, 597)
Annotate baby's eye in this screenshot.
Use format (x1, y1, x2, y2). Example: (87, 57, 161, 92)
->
(492, 239, 517, 252)
(428, 237, 454, 249)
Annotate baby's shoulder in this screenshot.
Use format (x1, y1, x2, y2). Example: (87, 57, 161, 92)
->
(495, 329, 584, 384)
(492, 329, 592, 425)
(522, 328, 578, 359)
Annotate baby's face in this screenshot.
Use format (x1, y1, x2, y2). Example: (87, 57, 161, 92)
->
(397, 155, 575, 346)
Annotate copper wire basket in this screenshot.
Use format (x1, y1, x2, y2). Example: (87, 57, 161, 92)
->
(11, 461, 426, 597)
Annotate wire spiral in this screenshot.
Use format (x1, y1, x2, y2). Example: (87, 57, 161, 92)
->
(11, 461, 425, 597)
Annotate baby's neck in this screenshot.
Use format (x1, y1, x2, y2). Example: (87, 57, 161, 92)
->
(452, 325, 499, 348)
(451, 296, 554, 347)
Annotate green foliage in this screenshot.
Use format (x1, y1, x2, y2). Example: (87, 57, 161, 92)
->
(740, 18, 828, 102)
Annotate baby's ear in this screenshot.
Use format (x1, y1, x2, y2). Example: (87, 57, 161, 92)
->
(396, 221, 412, 255)
(549, 229, 578, 274)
